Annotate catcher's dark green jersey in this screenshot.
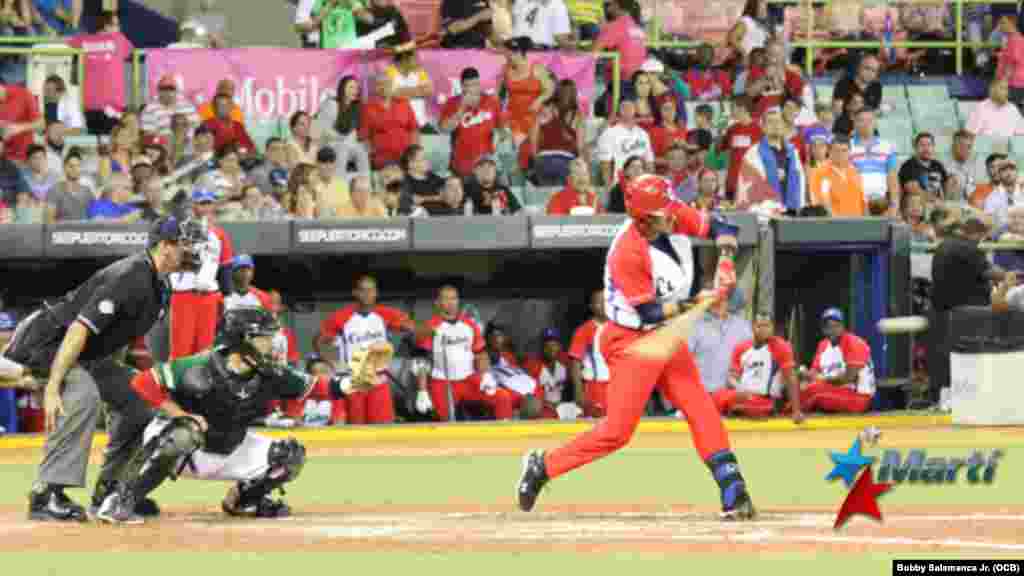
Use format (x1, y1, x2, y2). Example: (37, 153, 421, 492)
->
(151, 350, 314, 454)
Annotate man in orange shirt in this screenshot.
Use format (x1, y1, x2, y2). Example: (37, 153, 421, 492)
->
(970, 153, 1008, 209)
(808, 134, 866, 216)
(197, 78, 244, 124)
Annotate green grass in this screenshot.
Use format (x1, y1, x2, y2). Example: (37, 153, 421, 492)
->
(2, 433, 1021, 573)
(2, 445, 1019, 508)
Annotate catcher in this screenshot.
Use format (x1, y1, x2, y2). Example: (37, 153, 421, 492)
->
(92, 306, 387, 524)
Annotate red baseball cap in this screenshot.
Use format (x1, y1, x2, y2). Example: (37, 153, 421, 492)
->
(625, 174, 673, 220)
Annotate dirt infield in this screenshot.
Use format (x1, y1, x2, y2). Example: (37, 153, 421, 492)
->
(1, 505, 1022, 554)
(2, 426, 1020, 555)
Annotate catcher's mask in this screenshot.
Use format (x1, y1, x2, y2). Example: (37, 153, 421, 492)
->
(149, 215, 208, 272)
(219, 306, 281, 373)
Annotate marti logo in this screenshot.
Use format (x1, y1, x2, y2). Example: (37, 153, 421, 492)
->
(825, 429, 1005, 530)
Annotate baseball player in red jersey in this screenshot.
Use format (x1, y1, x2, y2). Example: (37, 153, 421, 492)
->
(523, 329, 570, 419)
(315, 276, 415, 425)
(223, 255, 273, 312)
(800, 308, 875, 414)
(568, 289, 610, 418)
(168, 188, 234, 358)
(416, 285, 517, 421)
(517, 173, 757, 520)
(712, 312, 804, 422)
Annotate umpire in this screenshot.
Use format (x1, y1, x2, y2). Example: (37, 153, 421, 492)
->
(2, 215, 206, 522)
(929, 214, 1007, 408)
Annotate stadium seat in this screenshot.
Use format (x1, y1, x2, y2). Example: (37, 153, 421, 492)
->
(955, 101, 976, 127)
(877, 114, 916, 156)
(524, 184, 561, 209)
(973, 134, 1011, 159)
(881, 84, 909, 112)
(813, 82, 835, 106)
(421, 133, 451, 175)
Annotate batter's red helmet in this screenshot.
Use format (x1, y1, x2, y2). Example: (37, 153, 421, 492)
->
(624, 174, 673, 220)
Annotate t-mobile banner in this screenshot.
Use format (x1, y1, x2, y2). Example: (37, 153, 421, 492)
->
(145, 48, 364, 122)
(365, 50, 598, 119)
(145, 48, 597, 122)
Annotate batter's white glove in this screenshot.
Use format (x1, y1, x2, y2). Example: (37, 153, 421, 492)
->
(415, 389, 433, 414)
(480, 372, 498, 396)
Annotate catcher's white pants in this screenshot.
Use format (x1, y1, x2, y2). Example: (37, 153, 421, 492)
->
(142, 418, 272, 482)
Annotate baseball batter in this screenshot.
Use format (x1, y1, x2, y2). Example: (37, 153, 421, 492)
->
(315, 275, 415, 425)
(93, 307, 373, 524)
(517, 174, 757, 520)
(800, 308, 875, 414)
(712, 312, 804, 422)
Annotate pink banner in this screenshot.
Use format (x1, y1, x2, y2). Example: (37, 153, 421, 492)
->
(146, 47, 597, 124)
(145, 48, 362, 122)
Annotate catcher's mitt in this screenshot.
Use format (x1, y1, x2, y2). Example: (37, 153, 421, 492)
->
(345, 341, 395, 393)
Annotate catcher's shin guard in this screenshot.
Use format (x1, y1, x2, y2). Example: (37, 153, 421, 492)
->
(123, 416, 204, 501)
(223, 438, 305, 517)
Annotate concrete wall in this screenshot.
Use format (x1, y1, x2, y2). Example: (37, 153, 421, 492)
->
(136, 0, 300, 47)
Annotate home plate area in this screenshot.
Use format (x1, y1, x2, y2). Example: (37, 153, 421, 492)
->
(177, 510, 1024, 553)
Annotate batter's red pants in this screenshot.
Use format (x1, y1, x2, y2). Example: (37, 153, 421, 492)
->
(711, 389, 775, 418)
(544, 323, 731, 479)
(800, 381, 871, 413)
(583, 380, 609, 417)
(170, 291, 223, 359)
(346, 382, 395, 424)
(429, 375, 518, 421)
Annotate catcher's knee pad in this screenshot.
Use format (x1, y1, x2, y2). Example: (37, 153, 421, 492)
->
(125, 416, 205, 498)
(235, 438, 306, 508)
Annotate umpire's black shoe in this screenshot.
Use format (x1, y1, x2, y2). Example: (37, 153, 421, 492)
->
(135, 498, 161, 518)
(28, 486, 87, 523)
(517, 450, 549, 512)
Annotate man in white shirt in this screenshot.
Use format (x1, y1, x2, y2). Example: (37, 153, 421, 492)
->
(42, 75, 84, 135)
(849, 108, 901, 216)
(596, 98, 654, 187)
(293, 0, 320, 48)
(511, 0, 573, 49)
(966, 78, 1024, 139)
(141, 75, 201, 138)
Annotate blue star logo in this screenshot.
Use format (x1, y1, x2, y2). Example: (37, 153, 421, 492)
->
(826, 438, 875, 488)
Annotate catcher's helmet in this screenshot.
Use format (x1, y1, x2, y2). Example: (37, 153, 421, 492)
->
(624, 174, 674, 221)
(149, 215, 208, 272)
(218, 306, 281, 371)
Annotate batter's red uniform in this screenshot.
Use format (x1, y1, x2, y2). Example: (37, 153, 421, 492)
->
(169, 224, 233, 358)
(417, 314, 517, 421)
(568, 319, 611, 418)
(802, 332, 874, 414)
(544, 197, 733, 479)
(524, 357, 569, 419)
(319, 304, 413, 425)
(712, 336, 795, 418)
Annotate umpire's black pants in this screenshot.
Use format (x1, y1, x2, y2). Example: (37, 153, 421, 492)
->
(926, 308, 952, 405)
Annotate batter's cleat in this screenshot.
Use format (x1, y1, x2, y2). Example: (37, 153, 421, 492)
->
(516, 450, 549, 512)
(95, 490, 144, 525)
(28, 486, 87, 522)
(135, 498, 161, 518)
(720, 485, 757, 521)
(222, 496, 291, 518)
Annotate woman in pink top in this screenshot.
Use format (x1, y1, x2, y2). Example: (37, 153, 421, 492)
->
(998, 15, 1024, 105)
(593, 0, 646, 116)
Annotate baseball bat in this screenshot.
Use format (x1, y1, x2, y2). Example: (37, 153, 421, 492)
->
(626, 297, 717, 361)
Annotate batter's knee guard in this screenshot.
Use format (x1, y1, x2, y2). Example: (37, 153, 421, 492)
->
(122, 416, 205, 500)
(224, 438, 305, 518)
